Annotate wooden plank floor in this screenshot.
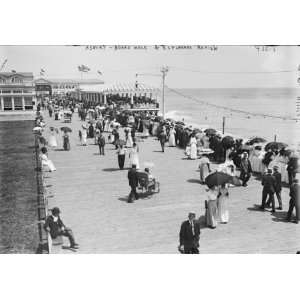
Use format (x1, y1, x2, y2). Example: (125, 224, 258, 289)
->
(43, 113, 300, 254)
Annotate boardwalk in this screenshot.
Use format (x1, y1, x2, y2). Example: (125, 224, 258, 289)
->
(43, 113, 299, 253)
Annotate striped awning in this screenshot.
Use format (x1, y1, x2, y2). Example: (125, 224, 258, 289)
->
(80, 82, 160, 94)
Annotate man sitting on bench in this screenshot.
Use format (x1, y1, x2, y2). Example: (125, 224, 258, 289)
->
(44, 207, 79, 249)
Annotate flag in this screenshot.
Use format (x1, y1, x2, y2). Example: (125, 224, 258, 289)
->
(40, 68, 45, 76)
(78, 64, 90, 72)
(0, 59, 7, 71)
(41, 68, 45, 73)
(97, 70, 102, 75)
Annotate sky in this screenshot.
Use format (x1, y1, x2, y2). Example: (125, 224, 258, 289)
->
(0, 45, 299, 88)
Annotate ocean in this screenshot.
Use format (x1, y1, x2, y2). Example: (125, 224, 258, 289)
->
(164, 88, 300, 146)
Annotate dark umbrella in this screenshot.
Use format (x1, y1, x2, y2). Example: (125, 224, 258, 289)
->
(222, 136, 235, 149)
(60, 126, 72, 133)
(249, 137, 267, 145)
(264, 142, 287, 151)
(204, 128, 217, 135)
(205, 171, 233, 188)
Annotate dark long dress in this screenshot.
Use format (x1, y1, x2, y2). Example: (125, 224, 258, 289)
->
(63, 134, 70, 151)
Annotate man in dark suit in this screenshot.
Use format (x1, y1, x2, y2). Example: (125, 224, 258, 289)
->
(286, 178, 300, 223)
(260, 168, 277, 212)
(240, 152, 252, 187)
(127, 164, 139, 203)
(179, 212, 201, 254)
(266, 166, 282, 210)
(159, 127, 167, 152)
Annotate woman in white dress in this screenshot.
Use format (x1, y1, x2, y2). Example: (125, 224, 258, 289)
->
(40, 147, 56, 172)
(217, 183, 229, 223)
(81, 126, 87, 146)
(129, 143, 140, 169)
(126, 128, 133, 148)
(190, 134, 197, 159)
(205, 187, 218, 228)
(48, 128, 58, 148)
(168, 127, 176, 147)
(199, 154, 211, 183)
(104, 119, 110, 132)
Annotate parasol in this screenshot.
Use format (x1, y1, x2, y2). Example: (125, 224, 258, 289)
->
(60, 126, 72, 132)
(204, 128, 217, 135)
(264, 142, 288, 151)
(205, 171, 233, 188)
(222, 136, 235, 149)
(248, 136, 267, 145)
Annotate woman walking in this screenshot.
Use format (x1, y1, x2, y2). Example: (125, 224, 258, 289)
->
(168, 126, 176, 147)
(199, 154, 211, 183)
(117, 144, 126, 170)
(81, 125, 87, 146)
(190, 133, 197, 159)
(48, 127, 58, 148)
(129, 143, 140, 169)
(205, 186, 219, 228)
(217, 183, 229, 223)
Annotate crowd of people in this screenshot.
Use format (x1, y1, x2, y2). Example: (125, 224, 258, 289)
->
(34, 94, 300, 253)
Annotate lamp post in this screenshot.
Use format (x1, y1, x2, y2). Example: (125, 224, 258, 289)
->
(161, 66, 169, 119)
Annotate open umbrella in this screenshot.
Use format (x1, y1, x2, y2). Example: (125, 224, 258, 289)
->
(222, 136, 235, 149)
(205, 171, 233, 188)
(264, 142, 287, 151)
(60, 126, 72, 132)
(204, 128, 217, 135)
(248, 137, 267, 145)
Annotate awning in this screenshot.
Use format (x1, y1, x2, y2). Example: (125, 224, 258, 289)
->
(80, 82, 160, 94)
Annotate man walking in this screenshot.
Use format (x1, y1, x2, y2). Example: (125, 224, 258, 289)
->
(260, 168, 277, 212)
(159, 127, 167, 152)
(286, 178, 300, 223)
(97, 132, 106, 155)
(240, 152, 252, 187)
(266, 166, 282, 210)
(179, 212, 201, 254)
(127, 164, 139, 203)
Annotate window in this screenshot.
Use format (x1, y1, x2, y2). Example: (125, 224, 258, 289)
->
(4, 97, 12, 110)
(24, 97, 33, 110)
(0, 78, 6, 84)
(13, 90, 22, 93)
(14, 97, 23, 110)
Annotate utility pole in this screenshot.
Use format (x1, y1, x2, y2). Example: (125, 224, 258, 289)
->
(222, 116, 225, 134)
(161, 66, 169, 118)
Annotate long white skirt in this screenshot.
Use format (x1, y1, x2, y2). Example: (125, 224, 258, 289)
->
(48, 135, 57, 147)
(190, 144, 197, 159)
(42, 159, 56, 172)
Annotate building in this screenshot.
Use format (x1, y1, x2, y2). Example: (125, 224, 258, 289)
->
(0, 72, 36, 111)
(34, 78, 104, 97)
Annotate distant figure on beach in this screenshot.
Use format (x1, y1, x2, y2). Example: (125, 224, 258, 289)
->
(205, 187, 219, 228)
(239, 152, 252, 187)
(199, 154, 211, 183)
(286, 178, 300, 223)
(127, 164, 139, 203)
(40, 147, 56, 172)
(179, 212, 200, 254)
(63, 131, 70, 151)
(260, 168, 276, 212)
(116, 144, 126, 169)
(217, 183, 229, 223)
(44, 207, 79, 249)
(129, 143, 140, 169)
